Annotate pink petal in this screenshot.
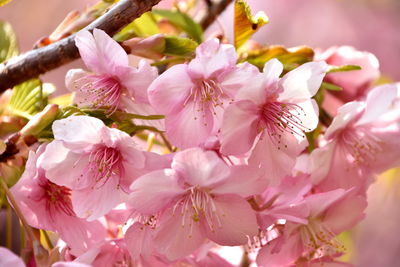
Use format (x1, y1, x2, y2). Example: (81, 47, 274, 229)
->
(118, 60, 158, 104)
(188, 38, 237, 79)
(52, 262, 92, 267)
(148, 64, 193, 114)
(0, 247, 26, 267)
(65, 69, 88, 92)
(72, 177, 125, 221)
(39, 141, 91, 190)
(249, 134, 306, 186)
(305, 188, 347, 217)
(220, 100, 260, 156)
(212, 165, 268, 197)
(295, 99, 319, 133)
(323, 194, 367, 234)
(75, 29, 128, 74)
(278, 61, 327, 101)
(357, 83, 398, 126)
(172, 148, 230, 187)
(165, 100, 214, 148)
(154, 208, 206, 261)
(218, 62, 260, 98)
(52, 116, 105, 147)
(262, 58, 284, 86)
(325, 101, 365, 139)
(125, 222, 154, 260)
(256, 234, 303, 267)
(128, 169, 184, 214)
(204, 195, 258, 246)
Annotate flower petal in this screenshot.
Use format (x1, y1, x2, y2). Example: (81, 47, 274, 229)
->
(172, 148, 230, 187)
(204, 194, 258, 246)
(278, 61, 327, 101)
(188, 38, 237, 79)
(220, 100, 260, 156)
(75, 29, 128, 74)
(128, 169, 184, 214)
(148, 64, 193, 114)
(154, 208, 206, 261)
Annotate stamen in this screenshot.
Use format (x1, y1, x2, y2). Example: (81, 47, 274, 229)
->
(260, 101, 309, 149)
(340, 127, 382, 165)
(74, 74, 123, 115)
(85, 146, 124, 189)
(34, 177, 75, 222)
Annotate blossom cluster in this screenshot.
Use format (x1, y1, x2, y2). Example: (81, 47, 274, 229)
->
(7, 28, 400, 267)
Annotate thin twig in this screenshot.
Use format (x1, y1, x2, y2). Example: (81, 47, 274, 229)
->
(0, 0, 162, 92)
(199, 0, 234, 30)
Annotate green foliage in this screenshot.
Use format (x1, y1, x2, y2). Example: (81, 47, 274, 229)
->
(0, 20, 18, 63)
(326, 64, 362, 73)
(114, 12, 159, 41)
(152, 9, 203, 43)
(8, 79, 54, 119)
(163, 35, 197, 57)
(245, 45, 314, 71)
(321, 82, 343, 91)
(0, 0, 14, 7)
(234, 0, 268, 49)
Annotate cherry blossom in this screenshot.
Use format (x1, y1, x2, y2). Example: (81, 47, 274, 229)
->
(128, 148, 265, 260)
(220, 59, 327, 184)
(148, 38, 259, 148)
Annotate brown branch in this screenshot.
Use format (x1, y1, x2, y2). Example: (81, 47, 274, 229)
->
(199, 0, 234, 30)
(0, 0, 162, 92)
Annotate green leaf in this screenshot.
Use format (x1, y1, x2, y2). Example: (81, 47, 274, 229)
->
(245, 45, 314, 71)
(114, 12, 159, 41)
(164, 35, 197, 57)
(326, 64, 362, 73)
(152, 9, 203, 43)
(321, 82, 343, 91)
(0, 0, 14, 7)
(0, 20, 18, 63)
(8, 79, 51, 119)
(234, 0, 269, 49)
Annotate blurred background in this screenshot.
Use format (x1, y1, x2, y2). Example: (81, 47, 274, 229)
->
(1, 0, 400, 265)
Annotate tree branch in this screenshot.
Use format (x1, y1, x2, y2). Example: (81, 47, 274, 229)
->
(0, 0, 162, 92)
(199, 0, 234, 30)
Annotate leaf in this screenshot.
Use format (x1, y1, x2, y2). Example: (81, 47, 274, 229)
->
(0, 0, 14, 7)
(163, 35, 197, 57)
(114, 12, 159, 41)
(49, 93, 73, 107)
(326, 64, 362, 73)
(245, 45, 314, 70)
(234, 0, 269, 49)
(152, 9, 203, 43)
(8, 79, 51, 119)
(0, 20, 18, 63)
(321, 82, 343, 91)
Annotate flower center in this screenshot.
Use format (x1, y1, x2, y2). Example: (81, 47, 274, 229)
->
(340, 127, 382, 165)
(173, 187, 222, 236)
(87, 146, 124, 188)
(35, 177, 75, 221)
(299, 220, 345, 259)
(260, 101, 309, 148)
(75, 74, 123, 115)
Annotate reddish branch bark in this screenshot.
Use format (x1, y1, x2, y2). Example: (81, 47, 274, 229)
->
(199, 0, 234, 30)
(0, 0, 162, 92)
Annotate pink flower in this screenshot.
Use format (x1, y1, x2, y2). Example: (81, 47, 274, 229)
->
(128, 148, 264, 260)
(257, 189, 366, 266)
(148, 38, 259, 148)
(310, 83, 400, 193)
(220, 59, 327, 184)
(40, 116, 146, 220)
(66, 29, 158, 115)
(0, 247, 25, 267)
(11, 145, 106, 256)
(316, 46, 380, 103)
